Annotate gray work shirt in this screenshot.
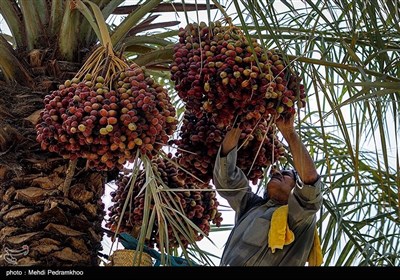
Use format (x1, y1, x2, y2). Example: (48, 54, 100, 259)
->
(213, 146, 323, 266)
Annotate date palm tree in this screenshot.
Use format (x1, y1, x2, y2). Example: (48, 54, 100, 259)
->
(0, 0, 210, 266)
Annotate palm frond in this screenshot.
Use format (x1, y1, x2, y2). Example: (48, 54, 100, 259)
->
(0, 35, 33, 85)
(0, 0, 25, 48)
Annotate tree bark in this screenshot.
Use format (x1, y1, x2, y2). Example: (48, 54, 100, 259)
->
(0, 85, 106, 266)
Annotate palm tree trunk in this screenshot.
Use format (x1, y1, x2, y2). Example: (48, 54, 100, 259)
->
(0, 85, 106, 266)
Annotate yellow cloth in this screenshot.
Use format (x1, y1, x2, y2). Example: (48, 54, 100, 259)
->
(268, 205, 323, 266)
(268, 205, 295, 253)
(307, 227, 323, 266)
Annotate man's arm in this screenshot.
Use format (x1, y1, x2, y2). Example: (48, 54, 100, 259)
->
(220, 127, 242, 156)
(276, 114, 322, 225)
(275, 114, 319, 185)
(213, 128, 263, 220)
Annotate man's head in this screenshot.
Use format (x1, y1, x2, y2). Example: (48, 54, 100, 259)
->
(265, 169, 298, 204)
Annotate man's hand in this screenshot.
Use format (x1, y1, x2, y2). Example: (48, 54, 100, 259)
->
(221, 127, 242, 157)
(275, 113, 295, 138)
